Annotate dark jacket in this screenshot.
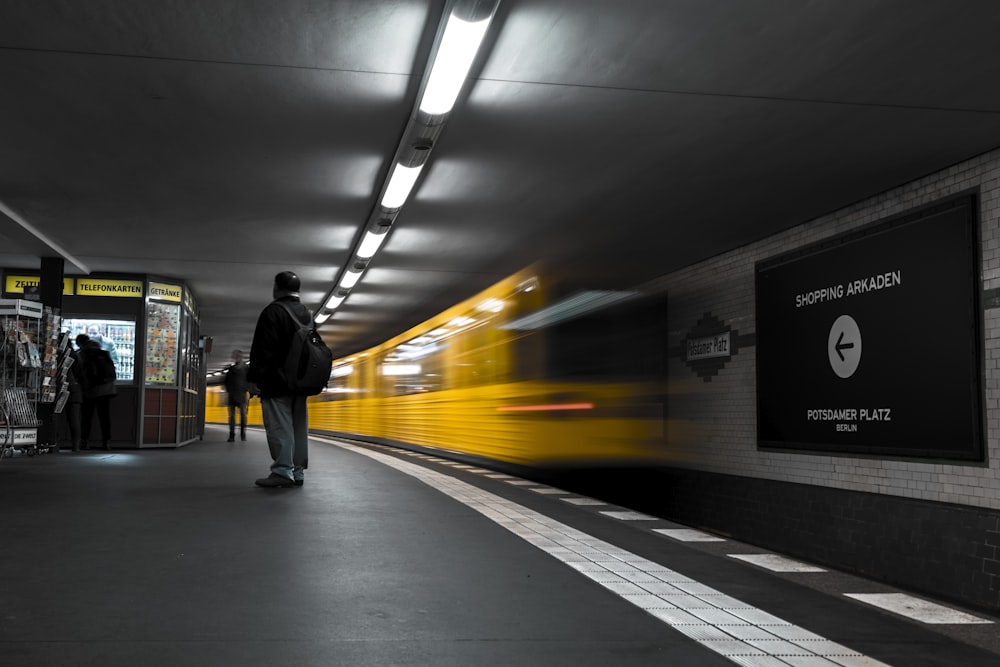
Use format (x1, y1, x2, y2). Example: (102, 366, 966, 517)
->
(247, 296, 312, 399)
(78, 343, 117, 399)
(224, 361, 250, 405)
(67, 348, 84, 404)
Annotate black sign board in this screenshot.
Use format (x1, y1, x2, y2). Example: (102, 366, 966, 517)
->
(756, 195, 983, 459)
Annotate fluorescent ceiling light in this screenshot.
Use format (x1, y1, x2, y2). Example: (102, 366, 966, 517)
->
(357, 230, 388, 259)
(314, 311, 331, 324)
(339, 269, 362, 290)
(381, 163, 423, 209)
(325, 294, 346, 310)
(419, 14, 491, 116)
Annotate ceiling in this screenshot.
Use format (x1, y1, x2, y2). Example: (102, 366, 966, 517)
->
(2, 1, 1000, 375)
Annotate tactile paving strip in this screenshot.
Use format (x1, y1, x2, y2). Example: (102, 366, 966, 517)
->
(333, 439, 891, 667)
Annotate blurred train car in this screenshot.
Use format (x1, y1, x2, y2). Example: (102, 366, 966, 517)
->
(207, 267, 678, 468)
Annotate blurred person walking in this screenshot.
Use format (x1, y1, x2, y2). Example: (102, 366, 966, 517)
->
(224, 349, 250, 442)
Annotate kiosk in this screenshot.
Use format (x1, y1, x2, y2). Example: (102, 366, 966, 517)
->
(3, 272, 205, 447)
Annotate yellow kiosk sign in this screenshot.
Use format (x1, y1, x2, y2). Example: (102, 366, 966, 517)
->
(5, 275, 75, 295)
(149, 281, 182, 303)
(77, 278, 144, 297)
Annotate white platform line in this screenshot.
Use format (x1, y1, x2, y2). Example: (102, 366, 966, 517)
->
(327, 438, 891, 667)
(845, 593, 992, 625)
(655, 528, 726, 542)
(729, 554, 826, 573)
(562, 497, 608, 506)
(601, 510, 660, 521)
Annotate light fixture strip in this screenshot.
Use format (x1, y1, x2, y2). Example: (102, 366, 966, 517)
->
(316, 0, 500, 334)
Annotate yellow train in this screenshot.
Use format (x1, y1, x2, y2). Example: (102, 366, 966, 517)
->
(207, 267, 678, 468)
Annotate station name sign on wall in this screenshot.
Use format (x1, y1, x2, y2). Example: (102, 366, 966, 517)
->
(755, 195, 983, 460)
(680, 312, 743, 381)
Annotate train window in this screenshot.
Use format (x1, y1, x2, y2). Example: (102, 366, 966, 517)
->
(380, 336, 446, 396)
(545, 295, 667, 379)
(453, 322, 518, 387)
(322, 359, 358, 401)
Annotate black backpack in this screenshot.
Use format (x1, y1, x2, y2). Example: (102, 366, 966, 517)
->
(274, 301, 333, 395)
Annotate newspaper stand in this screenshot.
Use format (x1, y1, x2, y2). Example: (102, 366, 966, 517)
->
(0, 299, 50, 458)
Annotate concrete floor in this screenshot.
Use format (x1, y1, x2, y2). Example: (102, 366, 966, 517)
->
(1, 426, 997, 666)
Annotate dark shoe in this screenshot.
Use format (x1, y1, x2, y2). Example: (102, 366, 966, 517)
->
(102, 442, 111, 451)
(227, 437, 235, 442)
(240, 434, 247, 441)
(293, 479, 304, 487)
(255, 473, 294, 488)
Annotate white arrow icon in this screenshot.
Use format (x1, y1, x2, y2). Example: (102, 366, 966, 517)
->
(828, 315, 862, 378)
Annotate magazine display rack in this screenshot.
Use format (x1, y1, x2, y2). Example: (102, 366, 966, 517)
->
(0, 299, 57, 458)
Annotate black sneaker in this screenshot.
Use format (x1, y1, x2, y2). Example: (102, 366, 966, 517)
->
(254, 473, 294, 488)
(293, 479, 304, 487)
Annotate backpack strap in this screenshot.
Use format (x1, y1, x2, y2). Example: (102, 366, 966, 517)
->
(273, 299, 311, 330)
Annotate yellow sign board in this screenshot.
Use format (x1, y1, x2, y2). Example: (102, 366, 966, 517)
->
(5, 275, 75, 295)
(148, 281, 182, 303)
(76, 278, 144, 298)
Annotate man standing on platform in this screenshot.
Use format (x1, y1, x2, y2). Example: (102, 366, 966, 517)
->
(224, 349, 249, 442)
(247, 271, 311, 488)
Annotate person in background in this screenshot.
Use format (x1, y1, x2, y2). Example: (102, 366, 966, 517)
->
(247, 271, 311, 488)
(56, 334, 84, 451)
(86, 324, 119, 367)
(224, 349, 250, 442)
(76, 334, 117, 451)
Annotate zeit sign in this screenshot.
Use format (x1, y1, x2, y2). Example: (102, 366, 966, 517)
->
(755, 196, 983, 460)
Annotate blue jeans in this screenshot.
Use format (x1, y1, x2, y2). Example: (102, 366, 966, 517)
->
(260, 395, 308, 481)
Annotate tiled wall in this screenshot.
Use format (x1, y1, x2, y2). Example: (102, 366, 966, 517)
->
(663, 148, 999, 509)
(656, 148, 1000, 610)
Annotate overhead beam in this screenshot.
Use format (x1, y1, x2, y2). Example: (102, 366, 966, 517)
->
(0, 198, 90, 274)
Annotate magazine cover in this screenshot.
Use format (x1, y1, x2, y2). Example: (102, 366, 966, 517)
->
(54, 388, 69, 414)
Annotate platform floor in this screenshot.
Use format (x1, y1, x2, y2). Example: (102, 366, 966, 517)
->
(1, 426, 998, 666)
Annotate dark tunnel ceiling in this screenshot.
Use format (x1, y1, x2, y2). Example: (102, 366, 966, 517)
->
(1, 0, 999, 373)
